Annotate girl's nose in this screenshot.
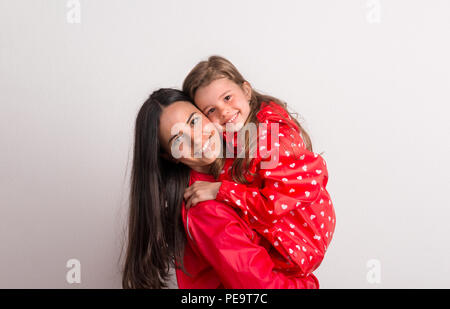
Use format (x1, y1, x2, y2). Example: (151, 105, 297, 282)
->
(220, 108, 231, 121)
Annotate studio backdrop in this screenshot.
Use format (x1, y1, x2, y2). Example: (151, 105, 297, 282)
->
(1, 0, 449, 288)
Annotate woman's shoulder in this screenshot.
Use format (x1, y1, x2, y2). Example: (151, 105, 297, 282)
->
(186, 199, 254, 241)
(188, 199, 240, 222)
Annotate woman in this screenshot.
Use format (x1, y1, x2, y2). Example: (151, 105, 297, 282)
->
(122, 88, 319, 289)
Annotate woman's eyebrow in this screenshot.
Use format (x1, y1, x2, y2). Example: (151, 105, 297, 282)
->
(167, 112, 197, 145)
(186, 111, 197, 124)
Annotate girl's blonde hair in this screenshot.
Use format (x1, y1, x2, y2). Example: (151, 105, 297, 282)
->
(183, 55, 313, 184)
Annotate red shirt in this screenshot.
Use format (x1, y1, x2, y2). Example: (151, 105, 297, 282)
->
(176, 169, 319, 289)
(215, 101, 336, 275)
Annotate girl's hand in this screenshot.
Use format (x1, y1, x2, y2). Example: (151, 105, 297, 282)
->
(184, 181, 222, 209)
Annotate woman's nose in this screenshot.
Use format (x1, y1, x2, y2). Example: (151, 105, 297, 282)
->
(192, 127, 203, 145)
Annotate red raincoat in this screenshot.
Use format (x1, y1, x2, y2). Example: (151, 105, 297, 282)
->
(215, 101, 336, 275)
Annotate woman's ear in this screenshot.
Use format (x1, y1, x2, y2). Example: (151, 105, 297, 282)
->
(242, 81, 252, 101)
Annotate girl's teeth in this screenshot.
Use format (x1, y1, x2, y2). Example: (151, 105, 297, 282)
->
(228, 113, 238, 123)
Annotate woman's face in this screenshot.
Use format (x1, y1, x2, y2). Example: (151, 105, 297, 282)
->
(159, 101, 221, 171)
(194, 78, 252, 133)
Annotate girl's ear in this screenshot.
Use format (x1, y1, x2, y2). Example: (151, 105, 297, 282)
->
(242, 81, 252, 101)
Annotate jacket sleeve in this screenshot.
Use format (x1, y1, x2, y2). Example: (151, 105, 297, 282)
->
(216, 119, 328, 227)
(186, 200, 319, 289)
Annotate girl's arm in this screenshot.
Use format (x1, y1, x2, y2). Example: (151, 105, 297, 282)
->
(187, 199, 319, 289)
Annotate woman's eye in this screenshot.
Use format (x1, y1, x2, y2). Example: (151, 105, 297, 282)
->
(190, 116, 200, 126)
(207, 108, 215, 115)
(224, 95, 231, 102)
(173, 136, 182, 145)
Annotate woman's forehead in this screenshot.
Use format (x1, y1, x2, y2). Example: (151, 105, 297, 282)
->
(160, 101, 199, 125)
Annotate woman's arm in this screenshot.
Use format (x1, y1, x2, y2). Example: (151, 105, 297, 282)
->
(186, 200, 319, 289)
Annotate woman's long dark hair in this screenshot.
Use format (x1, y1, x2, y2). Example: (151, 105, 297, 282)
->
(122, 89, 192, 289)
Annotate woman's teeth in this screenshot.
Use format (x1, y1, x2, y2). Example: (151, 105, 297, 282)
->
(202, 139, 210, 152)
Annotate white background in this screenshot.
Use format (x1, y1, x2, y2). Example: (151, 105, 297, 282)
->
(1, 0, 449, 288)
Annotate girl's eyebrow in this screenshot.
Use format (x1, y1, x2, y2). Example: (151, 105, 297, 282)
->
(218, 89, 231, 99)
(167, 112, 197, 145)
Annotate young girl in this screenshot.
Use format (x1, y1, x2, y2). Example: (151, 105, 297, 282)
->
(182, 56, 336, 276)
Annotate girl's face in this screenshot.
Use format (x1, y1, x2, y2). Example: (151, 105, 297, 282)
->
(159, 101, 221, 172)
(194, 78, 252, 132)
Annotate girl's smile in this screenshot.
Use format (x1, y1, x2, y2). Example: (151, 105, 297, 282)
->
(224, 111, 239, 124)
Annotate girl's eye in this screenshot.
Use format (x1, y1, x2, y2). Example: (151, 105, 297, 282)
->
(224, 95, 231, 102)
(207, 108, 216, 115)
